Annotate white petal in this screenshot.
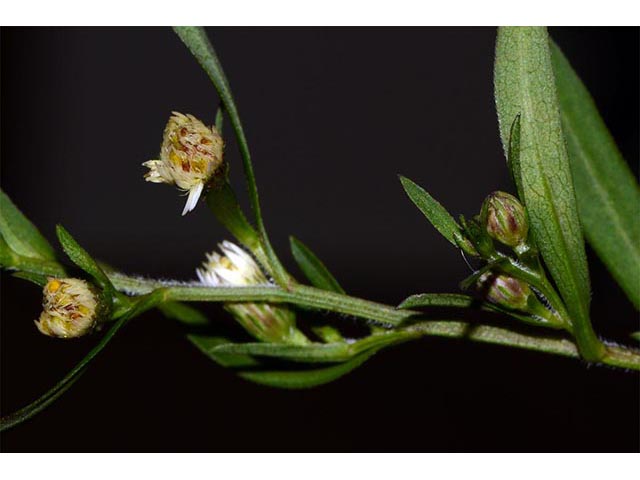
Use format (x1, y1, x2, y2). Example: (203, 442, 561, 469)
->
(182, 183, 204, 216)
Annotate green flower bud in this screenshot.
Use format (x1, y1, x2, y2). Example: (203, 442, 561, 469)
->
(35, 278, 102, 338)
(196, 241, 308, 345)
(480, 273, 531, 311)
(481, 191, 528, 248)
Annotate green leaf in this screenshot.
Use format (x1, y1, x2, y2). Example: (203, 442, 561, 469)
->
(0, 189, 56, 261)
(551, 41, 640, 310)
(211, 331, 414, 363)
(398, 291, 554, 329)
(399, 175, 462, 247)
(215, 103, 224, 133)
(55, 225, 113, 295)
(173, 26, 288, 285)
(399, 293, 475, 309)
(507, 115, 524, 201)
(188, 332, 412, 389)
(188, 334, 259, 368)
(494, 27, 601, 360)
(290, 236, 345, 294)
(239, 351, 376, 389)
(631, 332, 640, 342)
(158, 302, 210, 327)
(11, 271, 49, 287)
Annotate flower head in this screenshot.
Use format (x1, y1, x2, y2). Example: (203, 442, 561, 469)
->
(197, 241, 268, 287)
(35, 278, 100, 338)
(144, 112, 224, 215)
(479, 273, 531, 311)
(481, 191, 528, 248)
(197, 241, 307, 344)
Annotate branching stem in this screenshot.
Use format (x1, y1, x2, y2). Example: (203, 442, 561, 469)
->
(106, 271, 640, 370)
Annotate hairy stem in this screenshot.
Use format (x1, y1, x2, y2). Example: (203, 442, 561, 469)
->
(105, 271, 640, 370)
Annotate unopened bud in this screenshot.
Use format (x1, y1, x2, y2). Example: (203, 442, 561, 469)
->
(144, 112, 224, 216)
(480, 273, 531, 311)
(481, 191, 528, 248)
(197, 241, 308, 344)
(35, 278, 101, 338)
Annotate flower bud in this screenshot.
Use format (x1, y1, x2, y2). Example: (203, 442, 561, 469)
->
(481, 191, 528, 248)
(197, 241, 308, 344)
(480, 273, 531, 311)
(35, 278, 101, 338)
(144, 112, 224, 216)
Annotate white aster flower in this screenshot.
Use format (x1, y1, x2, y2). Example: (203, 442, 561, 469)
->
(35, 278, 100, 339)
(197, 241, 308, 344)
(143, 111, 224, 215)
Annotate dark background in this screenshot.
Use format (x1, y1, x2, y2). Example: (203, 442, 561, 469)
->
(1, 27, 638, 452)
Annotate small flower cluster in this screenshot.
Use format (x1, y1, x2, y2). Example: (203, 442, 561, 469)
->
(35, 278, 100, 338)
(197, 241, 308, 345)
(144, 112, 224, 215)
(463, 191, 557, 325)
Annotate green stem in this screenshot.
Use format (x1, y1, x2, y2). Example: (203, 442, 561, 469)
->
(104, 271, 640, 370)
(165, 284, 412, 326)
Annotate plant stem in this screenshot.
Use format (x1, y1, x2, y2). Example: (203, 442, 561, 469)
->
(105, 270, 640, 370)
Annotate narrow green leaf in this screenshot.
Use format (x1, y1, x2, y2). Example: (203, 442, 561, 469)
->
(551, 41, 640, 310)
(11, 271, 49, 287)
(239, 351, 378, 389)
(211, 331, 413, 363)
(215, 103, 224, 133)
(494, 27, 601, 359)
(173, 26, 288, 285)
(188, 334, 259, 368)
(0, 189, 56, 261)
(189, 332, 407, 388)
(398, 292, 553, 329)
(158, 302, 209, 326)
(399, 293, 475, 309)
(55, 225, 113, 295)
(399, 175, 462, 247)
(507, 115, 524, 201)
(1, 234, 66, 277)
(290, 236, 345, 294)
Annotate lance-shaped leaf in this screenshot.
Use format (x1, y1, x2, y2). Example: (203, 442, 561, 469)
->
(188, 332, 412, 389)
(211, 331, 415, 363)
(188, 334, 260, 368)
(238, 352, 377, 389)
(494, 27, 602, 359)
(290, 236, 345, 294)
(56, 226, 113, 294)
(551, 41, 640, 310)
(399, 293, 477, 309)
(0, 189, 56, 261)
(399, 175, 462, 247)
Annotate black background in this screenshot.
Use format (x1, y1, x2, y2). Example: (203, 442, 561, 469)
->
(1, 27, 638, 452)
